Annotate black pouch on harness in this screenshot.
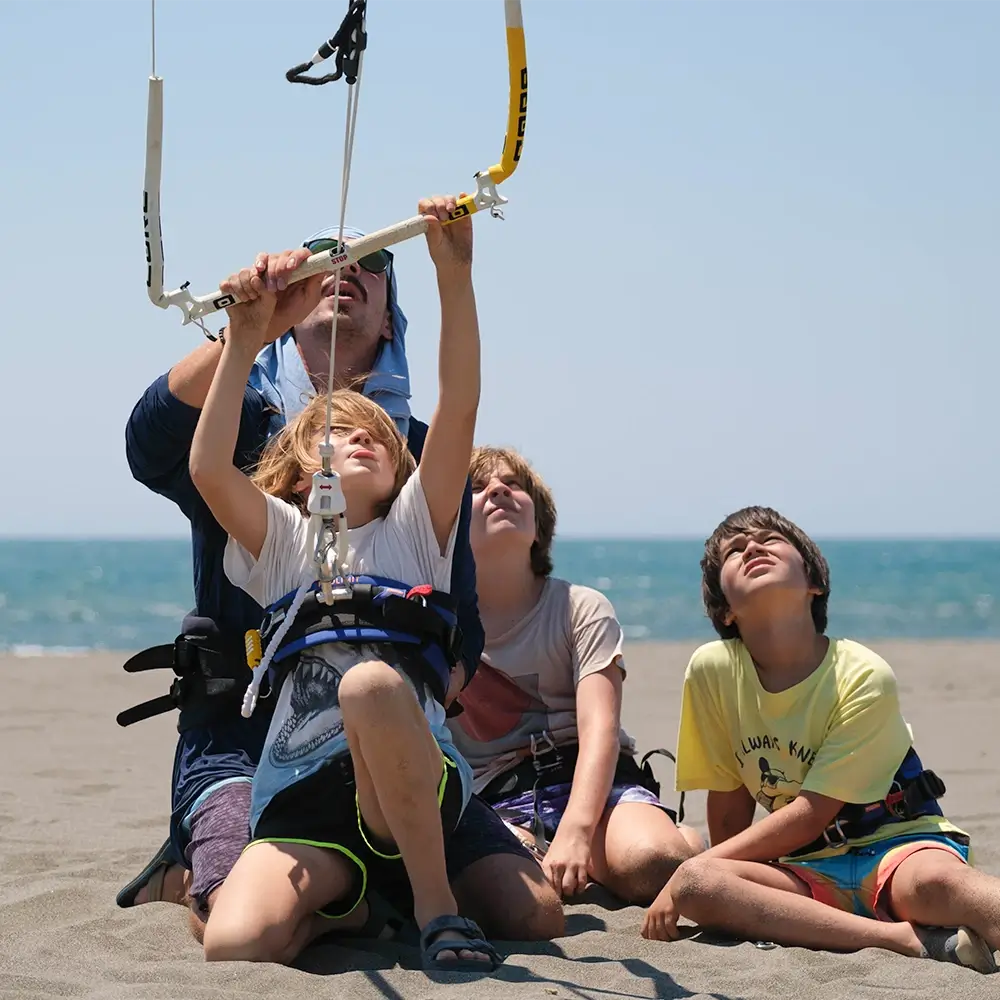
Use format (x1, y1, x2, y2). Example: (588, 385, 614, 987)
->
(116, 617, 248, 732)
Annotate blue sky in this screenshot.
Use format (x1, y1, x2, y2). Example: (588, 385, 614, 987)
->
(2, 1, 998, 539)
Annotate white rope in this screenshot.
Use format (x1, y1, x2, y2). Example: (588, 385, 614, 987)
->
(319, 31, 366, 584)
(242, 582, 312, 718)
(322, 46, 365, 466)
(242, 10, 367, 718)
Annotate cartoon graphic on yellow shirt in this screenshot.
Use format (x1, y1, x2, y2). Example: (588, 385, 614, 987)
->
(755, 756, 801, 810)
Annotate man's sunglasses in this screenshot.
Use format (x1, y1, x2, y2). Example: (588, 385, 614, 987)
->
(303, 238, 393, 276)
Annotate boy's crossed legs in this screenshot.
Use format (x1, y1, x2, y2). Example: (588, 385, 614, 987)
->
(204, 659, 497, 969)
(647, 835, 999, 973)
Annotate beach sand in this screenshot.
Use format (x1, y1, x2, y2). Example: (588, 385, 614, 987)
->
(2, 640, 999, 999)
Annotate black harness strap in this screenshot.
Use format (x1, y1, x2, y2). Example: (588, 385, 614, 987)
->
(788, 760, 947, 858)
(480, 737, 685, 850)
(115, 631, 248, 730)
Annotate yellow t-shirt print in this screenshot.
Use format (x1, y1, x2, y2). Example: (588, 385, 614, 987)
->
(750, 751, 801, 811)
(675, 637, 965, 858)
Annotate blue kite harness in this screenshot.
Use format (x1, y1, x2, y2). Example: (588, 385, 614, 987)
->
(257, 575, 463, 707)
(788, 747, 947, 857)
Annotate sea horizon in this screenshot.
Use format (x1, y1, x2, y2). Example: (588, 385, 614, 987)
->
(1, 537, 998, 654)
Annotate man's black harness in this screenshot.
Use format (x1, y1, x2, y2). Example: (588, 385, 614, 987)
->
(116, 622, 249, 730)
(787, 747, 948, 857)
(116, 577, 463, 729)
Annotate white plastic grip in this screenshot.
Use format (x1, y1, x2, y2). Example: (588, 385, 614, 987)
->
(184, 213, 431, 324)
(307, 469, 347, 518)
(144, 76, 165, 306)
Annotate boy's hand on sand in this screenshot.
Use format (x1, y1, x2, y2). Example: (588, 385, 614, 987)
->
(642, 884, 681, 941)
(542, 826, 591, 899)
(221, 249, 325, 348)
(419, 194, 473, 277)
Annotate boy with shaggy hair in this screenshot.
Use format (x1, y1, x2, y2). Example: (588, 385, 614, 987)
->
(450, 446, 700, 904)
(642, 506, 1000, 974)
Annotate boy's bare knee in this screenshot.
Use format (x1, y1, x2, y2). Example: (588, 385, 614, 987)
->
(669, 855, 723, 911)
(338, 661, 409, 720)
(903, 857, 968, 908)
(610, 837, 695, 904)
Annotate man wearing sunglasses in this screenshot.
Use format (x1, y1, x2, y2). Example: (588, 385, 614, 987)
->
(120, 221, 564, 948)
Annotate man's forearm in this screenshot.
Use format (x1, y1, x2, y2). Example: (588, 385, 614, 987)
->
(167, 336, 226, 408)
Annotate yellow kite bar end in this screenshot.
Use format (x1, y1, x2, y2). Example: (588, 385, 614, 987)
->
(446, 0, 527, 224)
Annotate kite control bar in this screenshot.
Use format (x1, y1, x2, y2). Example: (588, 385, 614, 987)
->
(143, 1, 527, 327)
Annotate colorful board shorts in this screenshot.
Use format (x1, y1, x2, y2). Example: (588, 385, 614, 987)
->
(775, 831, 971, 920)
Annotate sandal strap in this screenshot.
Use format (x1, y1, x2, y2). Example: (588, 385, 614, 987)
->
(420, 914, 500, 965)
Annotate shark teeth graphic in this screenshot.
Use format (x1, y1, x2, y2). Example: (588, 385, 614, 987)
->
(269, 653, 345, 765)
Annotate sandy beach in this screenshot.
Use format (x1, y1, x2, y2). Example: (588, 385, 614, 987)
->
(2, 640, 998, 999)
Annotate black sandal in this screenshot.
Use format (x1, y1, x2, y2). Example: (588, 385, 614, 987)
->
(116, 838, 175, 908)
(420, 914, 502, 973)
(332, 889, 409, 942)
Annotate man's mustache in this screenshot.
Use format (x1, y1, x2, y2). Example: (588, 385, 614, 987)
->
(328, 274, 367, 303)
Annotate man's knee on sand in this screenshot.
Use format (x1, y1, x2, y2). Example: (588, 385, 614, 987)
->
(452, 853, 565, 940)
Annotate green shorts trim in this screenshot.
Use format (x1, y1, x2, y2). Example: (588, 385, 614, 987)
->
(249, 751, 463, 919)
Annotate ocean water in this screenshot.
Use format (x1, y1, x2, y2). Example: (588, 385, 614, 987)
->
(0, 538, 997, 654)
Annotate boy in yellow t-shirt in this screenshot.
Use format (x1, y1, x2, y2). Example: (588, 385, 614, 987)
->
(642, 506, 999, 974)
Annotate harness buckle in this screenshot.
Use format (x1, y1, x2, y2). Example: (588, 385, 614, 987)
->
(529, 731, 563, 777)
(821, 817, 849, 849)
(173, 633, 202, 675)
(883, 780, 906, 819)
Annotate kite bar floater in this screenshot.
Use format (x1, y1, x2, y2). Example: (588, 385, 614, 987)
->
(143, 0, 527, 327)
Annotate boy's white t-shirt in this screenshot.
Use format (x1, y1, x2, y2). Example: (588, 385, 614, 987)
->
(223, 469, 472, 831)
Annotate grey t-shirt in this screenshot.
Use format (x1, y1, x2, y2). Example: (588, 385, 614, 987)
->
(447, 578, 636, 793)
